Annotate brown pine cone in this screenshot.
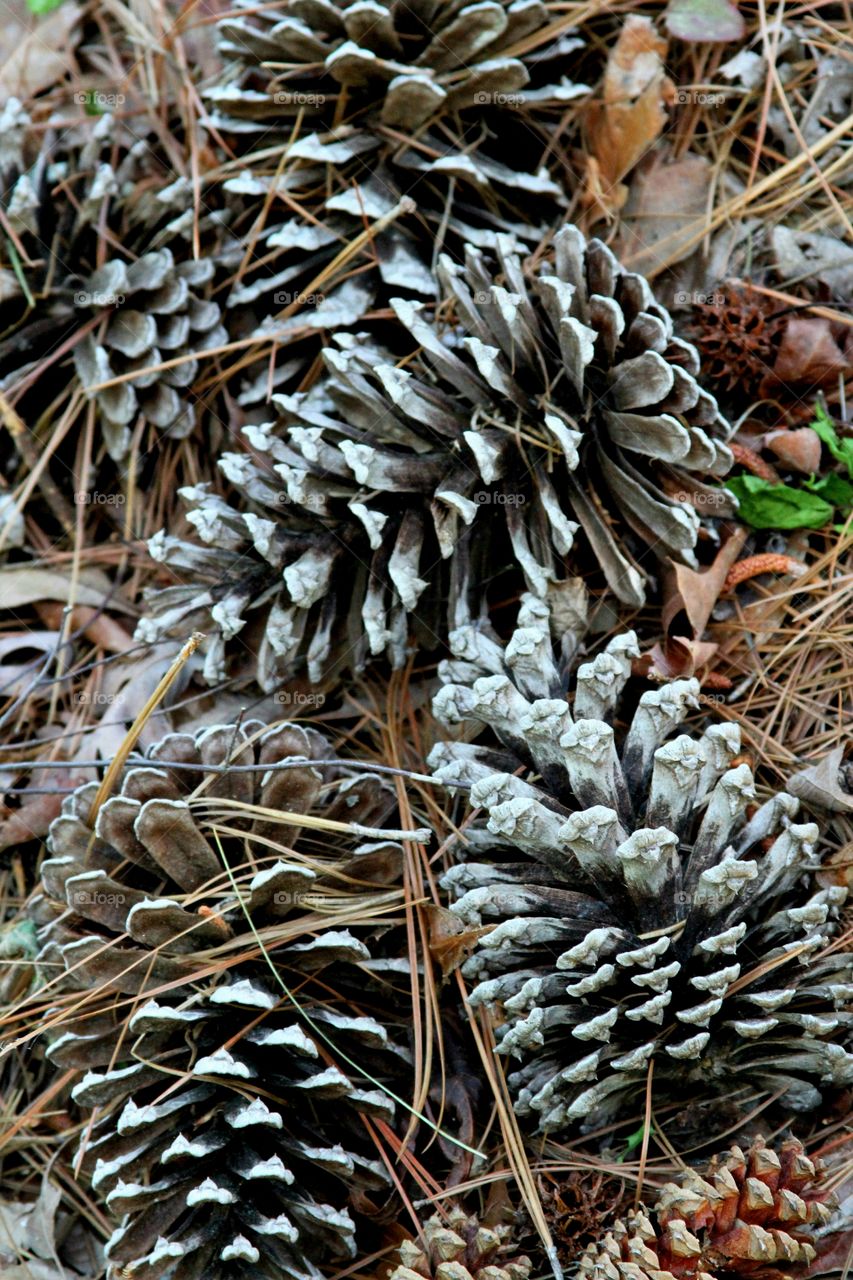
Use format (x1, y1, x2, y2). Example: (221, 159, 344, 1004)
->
(390, 1209, 531, 1280)
(581, 1137, 833, 1280)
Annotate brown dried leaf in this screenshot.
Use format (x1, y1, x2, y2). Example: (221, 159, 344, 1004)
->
(585, 16, 674, 215)
(0, 766, 78, 852)
(764, 427, 823, 475)
(646, 636, 719, 678)
(768, 317, 851, 388)
(617, 150, 712, 274)
(645, 529, 748, 678)
(427, 904, 492, 979)
(789, 746, 852, 814)
(663, 527, 749, 638)
(0, 1, 81, 98)
(34, 603, 134, 653)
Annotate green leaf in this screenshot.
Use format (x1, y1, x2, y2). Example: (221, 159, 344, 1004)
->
(617, 1122, 648, 1163)
(665, 0, 745, 42)
(809, 402, 853, 479)
(26, 0, 66, 13)
(725, 475, 834, 529)
(805, 473, 853, 509)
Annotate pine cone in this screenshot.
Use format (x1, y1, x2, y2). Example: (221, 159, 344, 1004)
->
(390, 1208, 531, 1280)
(580, 1136, 832, 1280)
(138, 224, 734, 689)
(209, 0, 587, 222)
(212, 0, 587, 130)
(0, 109, 233, 464)
(33, 720, 424, 1280)
(205, 1, 590, 346)
(429, 596, 853, 1134)
(73, 248, 227, 460)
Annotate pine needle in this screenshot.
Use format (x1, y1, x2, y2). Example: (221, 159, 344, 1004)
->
(86, 631, 205, 825)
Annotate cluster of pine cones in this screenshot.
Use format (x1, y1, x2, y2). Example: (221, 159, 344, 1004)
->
(0, 3, 851, 1280)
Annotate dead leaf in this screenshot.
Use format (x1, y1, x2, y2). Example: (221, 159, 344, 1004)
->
(34, 603, 135, 653)
(643, 528, 748, 678)
(0, 764, 79, 852)
(0, 565, 134, 613)
(764, 427, 823, 475)
(663, 527, 749, 639)
(0, 1, 81, 99)
(665, 0, 745, 43)
(789, 746, 852, 814)
(427, 904, 492, 979)
(617, 150, 711, 274)
(645, 636, 719, 679)
(766, 317, 851, 389)
(584, 16, 674, 216)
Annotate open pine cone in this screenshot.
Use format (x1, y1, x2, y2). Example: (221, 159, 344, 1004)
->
(202, 1, 590, 356)
(581, 1136, 832, 1280)
(138, 224, 734, 689)
(212, 0, 587, 130)
(33, 720, 426, 1280)
(0, 107, 234, 464)
(209, 1, 587, 226)
(390, 1208, 531, 1280)
(429, 596, 853, 1134)
(73, 248, 227, 460)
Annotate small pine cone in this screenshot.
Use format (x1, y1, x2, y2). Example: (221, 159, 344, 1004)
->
(32, 720, 422, 1280)
(429, 595, 853, 1134)
(73, 248, 227, 460)
(138, 225, 733, 689)
(390, 1209, 531, 1280)
(581, 1136, 832, 1280)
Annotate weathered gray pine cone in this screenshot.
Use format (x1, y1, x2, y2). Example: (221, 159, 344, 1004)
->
(33, 720, 426, 1280)
(429, 596, 853, 1134)
(137, 224, 733, 689)
(73, 248, 228, 461)
(0, 107, 236, 464)
(580, 1136, 831, 1280)
(205, 1, 589, 335)
(390, 1207, 531, 1280)
(211, 0, 587, 130)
